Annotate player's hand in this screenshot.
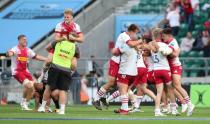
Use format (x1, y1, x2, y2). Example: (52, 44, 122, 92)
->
(68, 34, 76, 41)
(159, 47, 172, 56)
(61, 35, 68, 40)
(0, 56, 6, 59)
(45, 58, 51, 64)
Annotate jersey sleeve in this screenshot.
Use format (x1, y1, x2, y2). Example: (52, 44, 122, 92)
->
(9, 46, 18, 55)
(55, 23, 62, 33)
(123, 34, 131, 44)
(28, 48, 36, 59)
(166, 12, 170, 20)
(74, 23, 82, 34)
(115, 33, 131, 48)
(169, 40, 179, 50)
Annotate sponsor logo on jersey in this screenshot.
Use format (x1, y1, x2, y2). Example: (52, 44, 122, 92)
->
(17, 57, 28, 62)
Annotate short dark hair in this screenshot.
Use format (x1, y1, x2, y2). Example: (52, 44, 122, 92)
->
(128, 24, 140, 32)
(142, 34, 152, 43)
(162, 28, 172, 35)
(18, 34, 26, 40)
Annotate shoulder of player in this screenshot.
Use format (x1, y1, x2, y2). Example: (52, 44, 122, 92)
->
(55, 22, 63, 28)
(26, 47, 34, 52)
(119, 32, 130, 39)
(73, 22, 80, 27)
(169, 39, 179, 46)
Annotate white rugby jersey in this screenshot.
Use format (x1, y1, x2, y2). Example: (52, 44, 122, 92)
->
(167, 38, 182, 67)
(152, 42, 171, 71)
(118, 43, 138, 76)
(137, 52, 146, 68)
(111, 32, 131, 64)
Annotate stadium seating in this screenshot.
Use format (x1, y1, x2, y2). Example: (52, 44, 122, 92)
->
(130, 0, 169, 14)
(131, 0, 209, 77)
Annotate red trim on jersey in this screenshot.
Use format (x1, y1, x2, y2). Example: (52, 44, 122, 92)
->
(77, 32, 83, 34)
(165, 37, 174, 44)
(169, 46, 175, 51)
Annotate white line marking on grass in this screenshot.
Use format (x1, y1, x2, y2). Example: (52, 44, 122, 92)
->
(1, 117, 210, 121)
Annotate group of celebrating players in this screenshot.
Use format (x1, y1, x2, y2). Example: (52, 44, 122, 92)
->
(92, 24, 195, 116)
(5, 7, 195, 116)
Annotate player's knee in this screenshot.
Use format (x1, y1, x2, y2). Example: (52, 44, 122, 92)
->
(23, 79, 31, 88)
(51, 90, 59, 98)
(23, 80, 34, 89)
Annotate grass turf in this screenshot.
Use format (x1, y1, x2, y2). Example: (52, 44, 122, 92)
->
(0, 105, 210, 124)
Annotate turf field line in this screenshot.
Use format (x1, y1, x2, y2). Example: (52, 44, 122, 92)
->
(1, 117, 210, 121)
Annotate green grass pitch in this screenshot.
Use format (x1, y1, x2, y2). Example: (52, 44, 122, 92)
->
(0, 105, 210, 124)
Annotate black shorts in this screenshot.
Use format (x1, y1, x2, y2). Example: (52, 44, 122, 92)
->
(47, 67, 72, 91)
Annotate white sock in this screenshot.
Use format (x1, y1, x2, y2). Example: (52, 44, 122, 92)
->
(120, 94, 128, 111)
(40, 100, 47, 108)
(107, 90, 120, 102)
(155, 108, 161, 113)
(184, 96, 192, 106)
(170, 103, 177, 111)
(95, 87, 106, 101)
(60, 104, 65, 111)
(21, 98, 26, 103)
(136, 96, 143, 108)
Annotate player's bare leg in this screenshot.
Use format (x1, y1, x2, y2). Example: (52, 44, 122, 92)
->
(136, 87, 144, 109)
(154, 83, 165, 116)
(58, 90, 67, 114)
(20, 80, 34, 111)
(38, 85, 51, 112)
(174, 89, 188, 113)
(138, 83, 156, 100)
(34, 82, 44, 111)
(165, 82, 180, 116)
(51, 89, 60, 113)
(114, 82, 129, 115)
(161, 90, 169, 113)
(172, 74, 194, 116)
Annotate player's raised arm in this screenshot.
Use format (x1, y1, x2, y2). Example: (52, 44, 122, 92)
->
(33, 54, 48, 62)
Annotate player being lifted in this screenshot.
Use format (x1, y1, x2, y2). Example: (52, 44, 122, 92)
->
(38, 9, 82, 113)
